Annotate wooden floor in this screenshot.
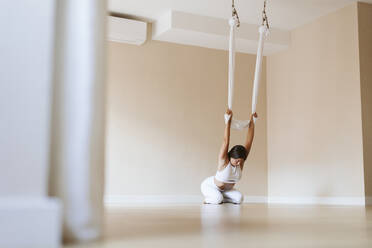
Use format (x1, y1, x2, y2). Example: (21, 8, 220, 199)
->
(65, 203, 372, 248)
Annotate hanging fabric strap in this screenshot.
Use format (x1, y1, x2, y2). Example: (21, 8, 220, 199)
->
(251, 25, 268, 116)
(224, 19, 269, 130)
(227, 17, 237, 112)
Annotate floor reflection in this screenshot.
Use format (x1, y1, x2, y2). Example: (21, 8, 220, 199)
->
(200, 203, 243, 246)
(64, 204, 372, 248)
(200, 203, 242, 232)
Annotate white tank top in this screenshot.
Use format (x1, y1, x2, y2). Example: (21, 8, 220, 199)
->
(214, 162, 242, 183)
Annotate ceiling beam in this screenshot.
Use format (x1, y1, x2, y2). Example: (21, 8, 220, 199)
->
(152, 11, 290, 55)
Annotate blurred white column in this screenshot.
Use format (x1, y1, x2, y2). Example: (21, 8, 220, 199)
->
(50, 0, 107, 242)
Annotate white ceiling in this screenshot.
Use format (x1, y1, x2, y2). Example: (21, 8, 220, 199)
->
(109, 0, 372, 30)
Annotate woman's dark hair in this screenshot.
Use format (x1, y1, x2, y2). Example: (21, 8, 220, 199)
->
(228, 145, 248, 160)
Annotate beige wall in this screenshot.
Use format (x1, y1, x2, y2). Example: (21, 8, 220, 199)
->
(106, 38, 267, 197)
(358, 2, 372, 198)
(266, 3, 365, 198)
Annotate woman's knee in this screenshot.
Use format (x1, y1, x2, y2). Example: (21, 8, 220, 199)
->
(224, 190, 244, 204)
(234, 193, 244, 204)
(205, 193, 224, 204)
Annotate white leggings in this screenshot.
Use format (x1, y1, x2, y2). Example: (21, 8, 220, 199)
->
(200, 176, 243, 204)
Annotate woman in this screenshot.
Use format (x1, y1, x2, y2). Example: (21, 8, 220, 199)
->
(201, 109, 257, 204)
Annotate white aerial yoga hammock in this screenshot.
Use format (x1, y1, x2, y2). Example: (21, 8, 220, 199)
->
(224, 15, 269, 130)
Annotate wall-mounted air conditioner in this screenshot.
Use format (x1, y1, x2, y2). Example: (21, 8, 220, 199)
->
(107, 16, 147, 45)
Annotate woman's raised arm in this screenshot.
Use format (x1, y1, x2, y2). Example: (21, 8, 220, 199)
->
(218, 109, 232, 164)
(244, 112, 258, 155)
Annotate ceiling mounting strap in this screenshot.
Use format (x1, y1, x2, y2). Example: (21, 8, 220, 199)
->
(262, 0, 270, 29)
(231, 0, 240, 27)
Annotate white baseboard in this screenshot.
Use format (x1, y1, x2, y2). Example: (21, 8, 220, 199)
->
(105, 195, 203, 207)
(105, 195, 370, 207)
(105, 195, 268, 207)
(268, 196, 366, 206)
(0, 197, 62, 248)
(243, 196, 268, 203)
